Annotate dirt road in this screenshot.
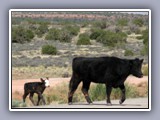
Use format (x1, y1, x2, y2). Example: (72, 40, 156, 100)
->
(27, 97, 148, 109)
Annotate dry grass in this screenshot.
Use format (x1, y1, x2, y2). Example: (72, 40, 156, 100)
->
(12, 66, 72, 80)
(142, 64, 148, 76)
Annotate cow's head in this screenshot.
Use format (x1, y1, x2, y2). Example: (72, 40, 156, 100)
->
(40, 77, 50, 87)
(130, 58, 144, 78)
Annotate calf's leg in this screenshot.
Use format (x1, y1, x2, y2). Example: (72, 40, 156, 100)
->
(23, 92, 29, 103)
(29, 93, 35, 106)
(119, 84, 126, 104)
(37, 95, 41, 106)
(81, 82, 92, 104)
(37, 92, 46, 105)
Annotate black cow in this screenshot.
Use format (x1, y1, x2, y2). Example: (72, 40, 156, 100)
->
(68, 56, 143, 105)
(23, 77, 50, 106)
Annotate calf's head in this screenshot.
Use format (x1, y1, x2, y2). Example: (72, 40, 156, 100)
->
(130, 58, 143, 78)
(40, 77, 50, 87)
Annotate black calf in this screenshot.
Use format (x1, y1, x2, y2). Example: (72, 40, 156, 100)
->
(23, 77, 50, 106)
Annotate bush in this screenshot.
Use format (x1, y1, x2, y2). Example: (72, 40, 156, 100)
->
(142, 29, 149, 55)
(92, 21, 106, 29)
(77, 33, 91, 45)
(12, 26, 34, 43)
(45, 28, 61, 40)
(41, 45, 57, 55)
(124, 49, 134, 56)
(117, 18, 128, 26)
(45, 28, 71, 42)
(97, 30, 127, 47)
(64, 25, 80, 36)
(90, 28, 104, 40)
(35, 24, 48, 38)
(90, 28, 127, 47)
(12, 99, 27, 107)
(59, 29, 72, 42)
(90, 83, 141, 101)
(133, 18, 144, 27)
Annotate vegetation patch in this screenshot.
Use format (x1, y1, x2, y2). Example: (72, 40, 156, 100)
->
(12, 99, 27, 107)
(41, 45, 57, 55)
(124, 49, 134, 56)
(142, 64, 148, 76)
(12, 26, 34, 43)
(77, 33, 91, 45)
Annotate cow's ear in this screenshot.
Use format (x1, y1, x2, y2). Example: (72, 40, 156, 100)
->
(46, 77, 49, 80)
(135, 58, 139, 61)
(40, 78, 45, 82)
(141, 59, 144, 63)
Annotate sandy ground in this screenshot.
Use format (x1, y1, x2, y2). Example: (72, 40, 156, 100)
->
(12, 76, 148, 94)
(27, 97, 148, 109)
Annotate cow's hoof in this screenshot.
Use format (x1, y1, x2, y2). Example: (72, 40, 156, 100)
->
(68, 102, 72, 105)
(88, 102, 93, 105)
(119, 100, 123, 104)
(107, 103, 112, 106)
(119, 99, 125, 104)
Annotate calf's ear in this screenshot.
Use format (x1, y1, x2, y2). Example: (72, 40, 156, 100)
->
(40, 78, 45, 82)
(46, 77, 49, 80)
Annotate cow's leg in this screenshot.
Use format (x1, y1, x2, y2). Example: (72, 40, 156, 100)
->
(106, 84, 112, 105)
(29, 92, 35, 106)
(68, 75, 81, 104)
(119, 84, 126, 104)
(81, 81, 92, 104)
(37, 92, 46, 105)
(23, 91, 29, 103)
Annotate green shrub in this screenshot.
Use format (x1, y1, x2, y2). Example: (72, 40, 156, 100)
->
(117, 18, 128, 26)
(90, 84, 106, 101)
(142, 29, 149, 55)
(90, 83, 140, 101)
(133, 18, 144, 27)
(45, 28, 61, 40)
(77, 33, 91, 45)
(12, 99, 27, 107)
(12, 26, 34, 43)
(35, 24, 48, 38)
(59, 29, 72, 42)
(124, 49, 134, 56)
(90, 28, 127, 47)
(45, 28, 71, 42)
(92, 21, 106, 29)
(41, 45, 57, 55)
(64, 25, 80, 36)
(140, 47, 147, 56)
(97, 30, 127, 47)
(90, 28, 104, 40)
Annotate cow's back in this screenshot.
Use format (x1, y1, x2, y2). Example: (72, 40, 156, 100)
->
(72, 56, 131, 83)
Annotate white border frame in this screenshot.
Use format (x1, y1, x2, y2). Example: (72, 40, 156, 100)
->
(9, 9, 151, 111)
